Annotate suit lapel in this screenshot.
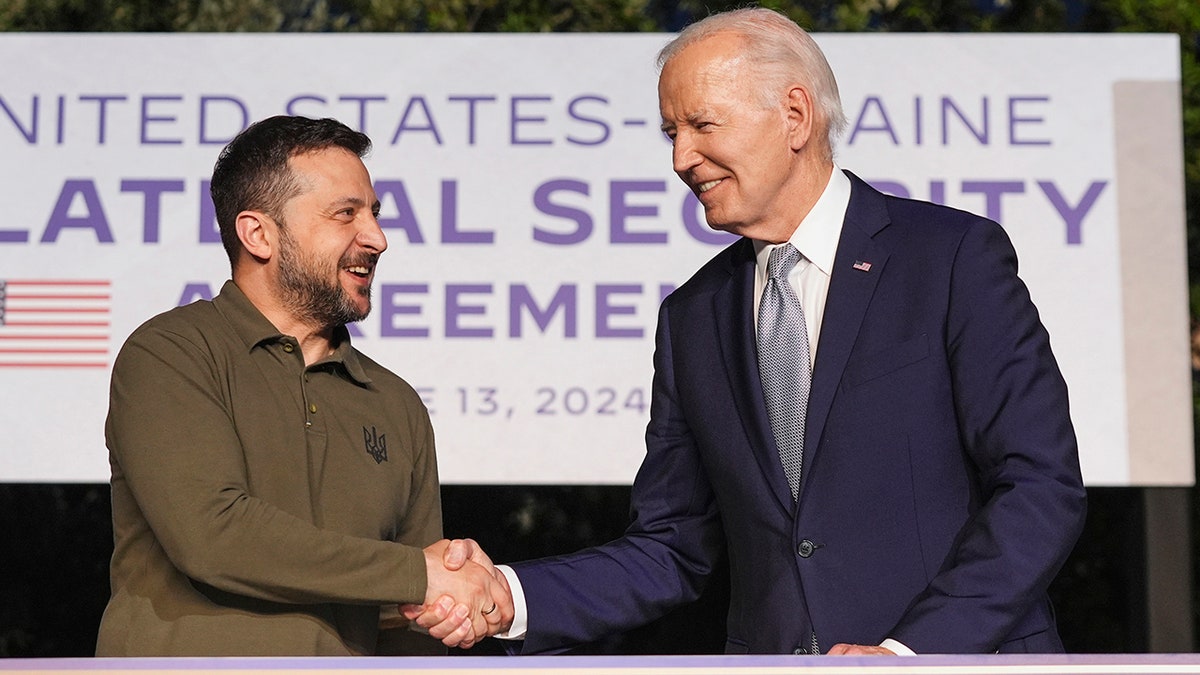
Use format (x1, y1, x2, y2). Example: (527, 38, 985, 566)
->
(713, 238, 797, 514)
(799, 172, 892, 499)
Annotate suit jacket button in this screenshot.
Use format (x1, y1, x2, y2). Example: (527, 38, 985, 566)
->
(797, 540, 816, 558)
(793, 647, 808, 655)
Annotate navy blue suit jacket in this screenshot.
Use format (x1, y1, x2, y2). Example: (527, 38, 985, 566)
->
(511, 171, 1087, 654)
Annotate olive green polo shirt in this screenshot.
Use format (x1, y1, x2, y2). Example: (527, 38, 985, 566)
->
(97, 280, 442, 656)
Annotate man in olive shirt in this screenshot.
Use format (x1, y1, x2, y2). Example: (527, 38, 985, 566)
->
(97, 116, 509, 656)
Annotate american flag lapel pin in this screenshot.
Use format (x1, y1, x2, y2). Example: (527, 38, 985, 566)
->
(852, 260, 872, 272)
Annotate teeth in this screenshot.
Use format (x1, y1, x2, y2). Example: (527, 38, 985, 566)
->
(346, 266, 370, 275)
(697, 179, 721, 193)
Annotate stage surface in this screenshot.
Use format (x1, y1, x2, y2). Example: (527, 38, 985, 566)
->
(6, 654, 1200, 674)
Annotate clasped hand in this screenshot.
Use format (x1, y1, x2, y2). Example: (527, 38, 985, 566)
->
(404, 538, 513, 648)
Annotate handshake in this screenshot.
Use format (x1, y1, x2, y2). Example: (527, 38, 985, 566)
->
(401, 538, 514, 648)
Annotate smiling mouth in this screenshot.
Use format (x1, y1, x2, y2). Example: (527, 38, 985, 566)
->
(342, 255, 378, 281)
(696, 179, 722, 193)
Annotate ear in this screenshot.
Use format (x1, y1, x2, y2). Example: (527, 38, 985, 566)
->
(235, 210, 275, 263)
(785, 86, 815, 152)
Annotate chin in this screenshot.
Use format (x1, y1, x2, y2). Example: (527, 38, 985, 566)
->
(702, 211, 743, 233)
(708, 222, 748, 238)
(703, 217, 734, 233)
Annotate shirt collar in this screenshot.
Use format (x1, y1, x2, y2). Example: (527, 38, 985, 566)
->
(213, 280, 372, 385)
(213, 280, 284, 351)
(753, 165, 851, 276)
(326, 326, 372, 385)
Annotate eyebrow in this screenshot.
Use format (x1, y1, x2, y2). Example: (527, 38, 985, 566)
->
(661, 109, 712, 132)
(330, 196, 380, 211)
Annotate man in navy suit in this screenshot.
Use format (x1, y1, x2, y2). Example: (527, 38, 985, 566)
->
(410, 7, 1086, 654)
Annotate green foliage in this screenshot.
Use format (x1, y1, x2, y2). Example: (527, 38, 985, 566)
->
(0, 0, 311, 30)
(346, 0, 659, 32)
(177, 0, 356, 31)
(668, 0, 1073, 32)
(0, 0, 661, 32)
(0, 0, 180, 30)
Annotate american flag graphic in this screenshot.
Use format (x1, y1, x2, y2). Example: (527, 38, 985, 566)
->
(0, 280, 111, 368)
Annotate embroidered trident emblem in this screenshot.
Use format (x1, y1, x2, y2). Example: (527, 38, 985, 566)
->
(363, 426, 388, 464)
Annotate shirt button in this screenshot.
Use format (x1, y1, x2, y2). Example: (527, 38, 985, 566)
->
(797, 540, 816, 558)
(282, 343, 295, 353)
(309, 403, 318, 413)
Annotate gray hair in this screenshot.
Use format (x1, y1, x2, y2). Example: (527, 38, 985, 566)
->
(657, 7, 848, 156)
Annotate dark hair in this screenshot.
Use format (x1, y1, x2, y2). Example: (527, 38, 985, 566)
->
(209, 115, 372, 265)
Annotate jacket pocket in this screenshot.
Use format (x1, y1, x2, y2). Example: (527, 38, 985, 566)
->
(846, 334, 929, 387)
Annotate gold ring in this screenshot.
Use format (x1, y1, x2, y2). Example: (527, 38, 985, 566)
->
(482, 603, 497, 616)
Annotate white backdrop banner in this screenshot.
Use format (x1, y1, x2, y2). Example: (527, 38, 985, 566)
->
(0, 33, 1190, 485)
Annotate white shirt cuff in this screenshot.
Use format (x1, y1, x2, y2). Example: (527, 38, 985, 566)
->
(880, 638, 915, 655)
(494, 565, 528, 640)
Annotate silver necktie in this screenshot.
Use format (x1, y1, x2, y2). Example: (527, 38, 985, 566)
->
(757, 243, 810, 500)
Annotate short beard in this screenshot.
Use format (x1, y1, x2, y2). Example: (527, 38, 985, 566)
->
(276, 225, 372, 329)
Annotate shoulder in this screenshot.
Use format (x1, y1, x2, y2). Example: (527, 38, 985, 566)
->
(888, 195, 995, 238)
(121, 299, 221, 351)
(848, 172, 987, 226)
(844, 181, 1010, 268)
(110, 300, 233, 388)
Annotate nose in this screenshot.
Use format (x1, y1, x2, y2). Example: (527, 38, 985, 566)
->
(358, 212, 388, 254)
(672, 131, 702, 175)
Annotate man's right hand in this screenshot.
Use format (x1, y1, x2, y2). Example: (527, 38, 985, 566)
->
(412, 539, 513, 648)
